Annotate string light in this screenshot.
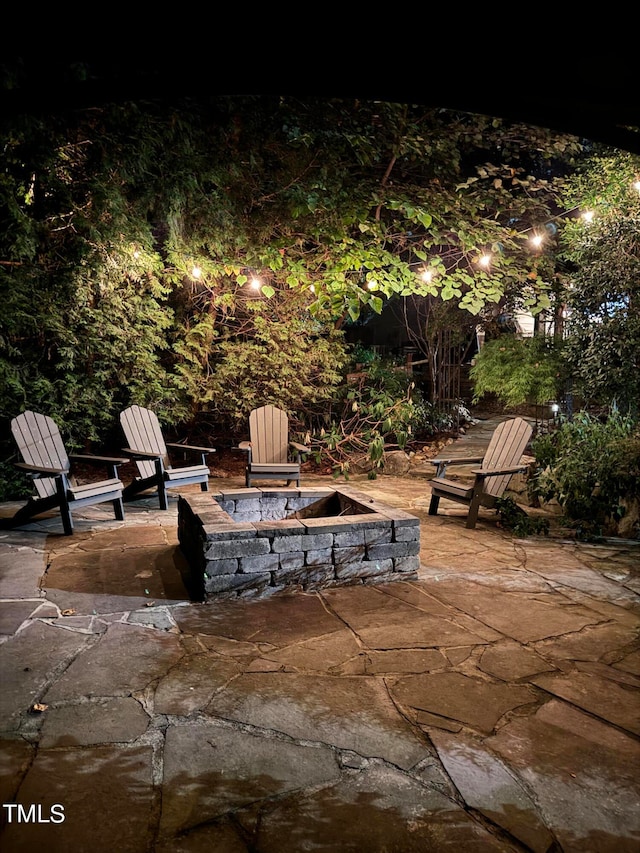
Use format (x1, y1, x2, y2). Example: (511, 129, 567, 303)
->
(188, 181, 640, 298)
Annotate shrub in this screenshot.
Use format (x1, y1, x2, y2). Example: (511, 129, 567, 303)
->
(530, 409, 640, 539)
(470, 335, 563, 409)
(495, 496, 550, 538)
(311, 353, 418, 478)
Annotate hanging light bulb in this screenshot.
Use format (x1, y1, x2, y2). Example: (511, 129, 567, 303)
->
(478, 254, 492, 268)
(420, 268, 434, 283)
(250, 276, 262, 290)
(581, 210, 595, 224)
(191, 266, 202, 279)
(530, 233, 544, 249)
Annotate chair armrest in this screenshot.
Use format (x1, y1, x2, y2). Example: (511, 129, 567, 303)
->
(70, 454, 129, 466)
(15, 462, 68, 476)
(471, 465, 528, 478)
(290, 441, 311, 453)
(166, 443, 215, 454)
(236, 441, 251, 452)
(431, 455, 484, 478)
(122, 447, 163, 460)
(430, 456, 484, 466)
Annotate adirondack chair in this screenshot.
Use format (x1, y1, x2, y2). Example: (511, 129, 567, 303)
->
(237, 405, 310, 488)
(428, 417, 533, 529)
(120, 405, 214, 510)
(2, 411, 127, 535)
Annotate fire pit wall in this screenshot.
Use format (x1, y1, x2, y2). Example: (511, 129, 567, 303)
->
(178, 486, 421, 599)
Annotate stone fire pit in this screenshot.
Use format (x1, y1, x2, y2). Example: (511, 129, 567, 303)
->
(178, 486, 420, 599)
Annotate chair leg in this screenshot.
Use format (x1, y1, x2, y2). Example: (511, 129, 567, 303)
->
(158, 481, 169, 511)
(0, 495, 60, 530)
(466, 478, 485, 529)
(429, 494, 440, 515)
(466, 496, 481, 529)
(56, 476, 74, 535)
(200, 481, 209, 492)
(113, 497, 125, 521)
(60, 506, 73, 535)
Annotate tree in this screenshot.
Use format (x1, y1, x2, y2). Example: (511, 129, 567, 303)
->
(197, 287, 348, 434)
(557, 151, 640, 413)
(1, 82, 592, 490)
(218, 98, 584, 323)
(0, 102, 178, 440)
(469, 335, 564, 409)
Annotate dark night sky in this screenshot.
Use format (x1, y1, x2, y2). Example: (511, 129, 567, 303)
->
(2, 56, 639, 154)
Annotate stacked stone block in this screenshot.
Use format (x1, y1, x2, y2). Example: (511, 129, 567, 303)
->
(178, 487, 420, 600)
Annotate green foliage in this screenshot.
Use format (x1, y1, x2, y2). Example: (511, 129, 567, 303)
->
(0, 85, 598, 500)
(530, 409, 640, 538)
(0, 106, 186, 444)
(495, 496, 550, 538)
(0, 459, 33, 501)
(469, 335, 563, 408)
(411, 399, 473, 437)
(204, 289, 348, 431)
(557, 151, 640, 412)
(311, 353, 418, 478)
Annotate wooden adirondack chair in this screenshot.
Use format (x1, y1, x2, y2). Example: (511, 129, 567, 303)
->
(237, 405, 310, 488)
(2, 411, 127, 535)
(120, 405, 214, 510)
(428, 417, 533, 529)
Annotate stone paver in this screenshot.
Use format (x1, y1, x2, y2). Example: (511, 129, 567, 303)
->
(161, 722, 341, 835)
(488, 700, 640, 852)
(0, 745, 155, 853)
(253, 763, 517, 852)
(206, 671, 430, 769)
(390, 670, 538, 734)
(430, 728, 555, 853)
(1, 419, 639, 851)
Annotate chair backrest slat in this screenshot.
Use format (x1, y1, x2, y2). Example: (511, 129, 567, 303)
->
(482, 417, 532, 497)
(120, 405, 169, 479)
(11, 411, 70, 499)
(249, 405, 289, 464)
